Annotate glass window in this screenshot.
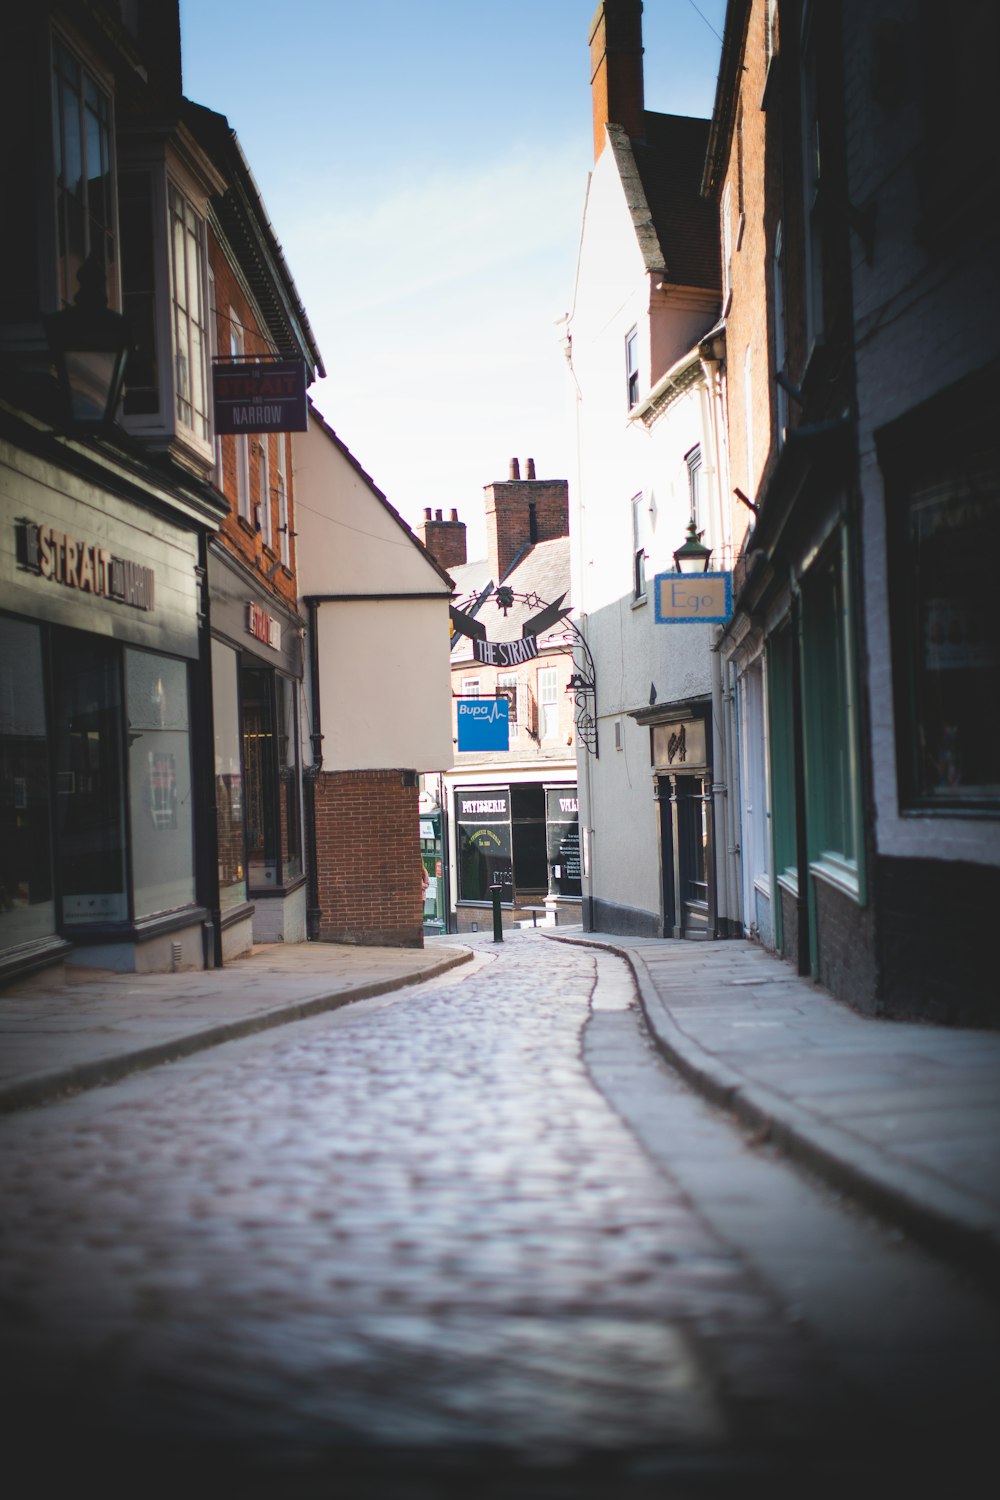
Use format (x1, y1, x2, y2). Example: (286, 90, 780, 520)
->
(258, 438, 272, 549)
(898, 470, 1000, 806)
(119, 169, 159, 417)
(52, 633, 127, 925)
(766, 623, 798, 890)
(461, 677, 480, 698)
(631, 493, 647, 599)
(686, 447, 703, 528)
(230, 314, 251, 521)
(277, 674, 301, 882)
(456, 787, 511, 903)
(497, 672, 519, 729)
(276, 435, 290, 566)
(626, 327, 639, 409)
(545, 787, 581, 898)
(537, 666, 559, 741)
(52, 36, 117, 310)
(126, 650, 196, 918)
(241, 665, 278, 890)
(212, 641, 246, 913)
(800, 537, 860, 874)
(0, 619, 55, 948)
(168, 184, 209, 442)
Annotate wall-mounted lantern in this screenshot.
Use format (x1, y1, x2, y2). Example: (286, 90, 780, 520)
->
(44, 253, 129, 428)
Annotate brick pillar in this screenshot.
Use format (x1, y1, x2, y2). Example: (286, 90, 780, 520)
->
(416, 507, 467, 571)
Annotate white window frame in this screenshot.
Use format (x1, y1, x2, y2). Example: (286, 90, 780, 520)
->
(276, 435, 290, 566)
(497, 672, 519, 729)
(461, 677, 480, 699)
(167, 181, 210, 449)
(538, 666, 559, 742)
(625, 327, 639, 410)
(631, 492, 647, 600)
(721, 182, 732, 311)
(207, 265, 223, 488)
(230, 310, 251, 523)
(686, 445, 704, 528)
(257, 436, 272, 550)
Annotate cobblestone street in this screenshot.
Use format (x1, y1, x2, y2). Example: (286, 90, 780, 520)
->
(1, 933, 996, 1498)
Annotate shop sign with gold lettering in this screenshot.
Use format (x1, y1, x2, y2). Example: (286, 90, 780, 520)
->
(654, 571, 732, 624)
(15, 518, 155, 612)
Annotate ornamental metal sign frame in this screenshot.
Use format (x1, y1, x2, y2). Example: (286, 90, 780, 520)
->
(450, 587, 598, 757)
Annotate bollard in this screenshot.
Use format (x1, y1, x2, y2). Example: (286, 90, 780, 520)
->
(489, 883, 504, 942)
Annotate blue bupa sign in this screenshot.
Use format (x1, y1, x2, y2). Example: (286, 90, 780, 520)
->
(654, 571, 733, 625)
(457, 698, 509, 752)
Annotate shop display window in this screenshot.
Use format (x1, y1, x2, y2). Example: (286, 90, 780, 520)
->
(212, 642, 247, 912)
(0, 619, 55, 948)
(126, 650, 195, 918)
(277, 674, 302, 883)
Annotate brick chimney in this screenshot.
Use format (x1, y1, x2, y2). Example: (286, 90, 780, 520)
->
(485, 460, 569, 583)
(589, 0, 645, 161)
(415, 506, 467, 571)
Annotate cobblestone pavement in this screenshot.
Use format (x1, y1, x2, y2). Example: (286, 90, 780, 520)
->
(1, 933, 995, 1498)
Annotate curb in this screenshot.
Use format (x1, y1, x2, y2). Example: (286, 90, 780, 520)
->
(547, 931, 1000, 1294)
(0, 947, 473, 1117)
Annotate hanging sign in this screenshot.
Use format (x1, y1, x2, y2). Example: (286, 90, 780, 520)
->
(457, 698, 509, 752)
(213, 358, 308, 434)
(654, 571, 732, 624)
(472, 636, 540, 666)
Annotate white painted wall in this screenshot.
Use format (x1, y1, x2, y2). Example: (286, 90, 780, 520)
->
(567, 139, 722, 929)
(294, 412, 454, 773)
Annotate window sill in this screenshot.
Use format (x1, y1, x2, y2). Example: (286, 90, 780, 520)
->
(776, 868, 798, 899)
(631, 593, 648, 610)
(810, 855, 861, 902)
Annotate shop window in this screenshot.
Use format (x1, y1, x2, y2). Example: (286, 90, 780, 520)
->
(800, 535, 861, 892)
(51, 34, 118, 312)
(125, 650, 195, 918)
(545, 787, 581, 898)
(766, 622, 798, 896)
(212, 641, 246, 912)
(890, 453, 1000, 808)
(52, 633, 127, 925)
(277, 674, 301, 882)
(511, 783, 546, 893)
(0, 619, 54, 948)
(456, 787, 512, 903)
(241, 665, 278, 890)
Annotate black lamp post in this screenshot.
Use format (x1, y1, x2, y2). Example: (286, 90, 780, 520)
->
(44, 253, 129, 428)
(673, 518, 712, 573)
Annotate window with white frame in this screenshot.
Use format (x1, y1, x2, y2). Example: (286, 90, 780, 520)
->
(497, 672, 519, 729)
(51, 34, 118, 311)
(230, 312, 251, 523)
(207, 265, 223, 487)
(276, 435, 290, 566)
(625, 327, 639, 410)
(168, 184, 209, 444)
(538, 666, 559, 741)
(257, 437, 272, 549)
(686, 445, 704, 528)
(631, 492, 647, 599)
(461, 677, 480, 698)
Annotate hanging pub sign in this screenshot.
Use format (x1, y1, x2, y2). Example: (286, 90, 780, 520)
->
(213, 356, 308, 434)
(654, 571, 732, 625)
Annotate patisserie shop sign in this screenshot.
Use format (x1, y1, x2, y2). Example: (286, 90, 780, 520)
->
(15, 517, 155, 611)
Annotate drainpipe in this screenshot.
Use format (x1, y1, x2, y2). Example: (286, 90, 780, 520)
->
(303, 596, 323, 941)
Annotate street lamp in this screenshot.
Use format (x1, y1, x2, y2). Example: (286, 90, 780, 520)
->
(44, 252, 129, 428)
(673, 518, 712, 574)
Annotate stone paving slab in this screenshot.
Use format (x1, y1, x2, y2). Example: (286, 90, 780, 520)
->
(547, 931, 1000, 1291)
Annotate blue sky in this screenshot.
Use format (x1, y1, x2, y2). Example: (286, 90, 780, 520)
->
(180, 0, 726, 559)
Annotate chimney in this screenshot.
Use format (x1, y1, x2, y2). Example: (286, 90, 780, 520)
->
(415, 508, 467, 571)
(484, 464, 569, 583)
(589, 0, 645, 161)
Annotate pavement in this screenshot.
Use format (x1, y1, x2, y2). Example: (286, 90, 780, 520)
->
(2, 926, 998, 1296)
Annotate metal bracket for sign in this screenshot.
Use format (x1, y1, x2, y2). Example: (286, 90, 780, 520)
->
(452, 589, 599, 757)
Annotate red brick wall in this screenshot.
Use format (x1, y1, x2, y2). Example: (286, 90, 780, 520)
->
(208, 236, 297, 612)
(312, 769, 424, 947)
(484, 477, 569, 582)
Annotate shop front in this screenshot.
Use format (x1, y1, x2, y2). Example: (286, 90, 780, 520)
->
(643, 702, 716, 939)
(1, 442, 213, 978)
(208, 544, 304, 957)
(452, 779, 580, 932)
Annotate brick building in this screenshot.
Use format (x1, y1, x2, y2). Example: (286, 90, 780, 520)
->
(418, 461, 581, 933)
